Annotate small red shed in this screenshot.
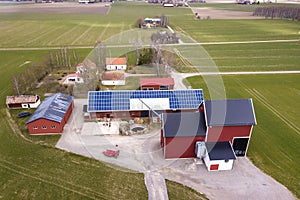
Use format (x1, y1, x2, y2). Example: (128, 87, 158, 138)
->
(161, 112, 206, 159)
(140, 78, 174, 90)
(204, 99, 257, 157)
(26, 93, 74, 135)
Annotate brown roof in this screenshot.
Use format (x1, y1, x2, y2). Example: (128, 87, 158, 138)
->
(140, 78, 174, 86)
(102, 71, 125, 81)
(106, 57, 127, 65)
(6, 95, 39, 105)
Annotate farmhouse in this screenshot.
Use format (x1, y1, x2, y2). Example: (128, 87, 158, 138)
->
(6, 95, 40, 109)
(87, 89, 203, 119)
(143, 17, 161, 28)
(161, 112, 206, 159)
(63, 73, 84, 85)
(140, 77, 174, 90)
(26, 93, 74, 135)
(204, 99, 257, 157)
(101, 71, 125, 86)
(105, 57, 127, 71)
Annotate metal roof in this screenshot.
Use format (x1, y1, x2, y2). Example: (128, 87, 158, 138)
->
(26, 93, 73, 124)
(162, 112, 206, 138)
(205, 99, 256, 126)
(205, 142, 236, 161)
(88, 89, 203, 112)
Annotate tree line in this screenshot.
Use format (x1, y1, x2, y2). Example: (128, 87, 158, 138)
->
(253, 6, 300, 21)
(12, 47, 79, 95)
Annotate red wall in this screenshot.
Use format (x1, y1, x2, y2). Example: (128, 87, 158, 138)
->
(206, 126, 252, 143)
(164, 136, 205, 159)
(96, 111, 143, 118)
(28, 119, 62, 134)
(141, 84, 174, 90)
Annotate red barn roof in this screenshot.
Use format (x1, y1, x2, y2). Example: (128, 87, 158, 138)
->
(106, 57, 127, 65)
(140, 78, 174, 87)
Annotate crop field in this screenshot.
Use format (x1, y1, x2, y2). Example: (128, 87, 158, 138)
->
(190, 3, 299, 12)
(0, 2, 299, 199)
(203, 42, 300, 71)
(186, 74, 300, 197)
(0, 2, 189, 48)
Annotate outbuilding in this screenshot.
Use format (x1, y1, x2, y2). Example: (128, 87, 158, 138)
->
(6, 95, 40, 109)
(140, 77, 174, 90)
(203, 141, 237, 171)
(63, 73, 84, 85)
(101, 71, 125, 86)
(26, 93, 74, 135)
(161, 112, 206, 159)
(205, 99, 257, 156)
(105, 57, 127, 71)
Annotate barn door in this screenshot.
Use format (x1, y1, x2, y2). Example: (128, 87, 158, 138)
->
(232, 138, 249, 157)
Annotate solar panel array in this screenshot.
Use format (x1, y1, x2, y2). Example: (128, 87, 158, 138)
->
(88, 89, 203, 112)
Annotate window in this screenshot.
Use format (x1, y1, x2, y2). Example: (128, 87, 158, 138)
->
(33, 126, 38, 130)
(42, 126, 47, 129)
(51, 125, 56, 129)
(159, 85, 169, 90)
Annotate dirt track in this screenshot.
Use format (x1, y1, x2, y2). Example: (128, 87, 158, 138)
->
(0, 2, 110, 14)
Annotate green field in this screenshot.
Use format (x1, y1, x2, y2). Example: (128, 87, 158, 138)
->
(189, 3, 300, 12)
(186, 74, 300, 197)
(203, 42, 300, 71)
(0, 2, 299, 199)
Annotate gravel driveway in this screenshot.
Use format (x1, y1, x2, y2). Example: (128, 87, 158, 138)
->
(56, 100, 296, 199)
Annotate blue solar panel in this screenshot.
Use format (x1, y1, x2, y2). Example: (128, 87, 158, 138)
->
(88, 89, 203, 112)
(27, 93, 73, 124)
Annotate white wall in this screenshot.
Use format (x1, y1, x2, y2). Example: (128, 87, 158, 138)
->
(203, 152, 234, 171)
(29, 98, 41, 108)
(102, 80, 125, 86)
(105, 64, 127, 71)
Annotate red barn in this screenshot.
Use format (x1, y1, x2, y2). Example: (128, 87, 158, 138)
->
(140, 78, 174, 90)
(204, 99, 256, 157)
(161, 112, 206, 159)
(26, 93, 74, 135)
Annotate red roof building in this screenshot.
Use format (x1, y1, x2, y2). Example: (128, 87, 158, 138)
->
(140, 77, 174, 90)
(105, 58, 127, 71)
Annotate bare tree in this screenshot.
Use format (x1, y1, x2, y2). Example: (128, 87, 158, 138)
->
(136, 17, 143, 28)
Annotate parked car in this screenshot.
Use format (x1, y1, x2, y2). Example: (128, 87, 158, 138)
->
(17, 112, 31, 118)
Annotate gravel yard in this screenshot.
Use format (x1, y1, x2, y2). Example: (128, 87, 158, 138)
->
(56, 98, 296, 200)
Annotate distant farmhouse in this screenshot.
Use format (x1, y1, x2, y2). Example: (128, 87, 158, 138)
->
(105, 57, 127, 71)
(63, 73, 84, 85)
(26, 93, 73, 135)
(101, 71, 125, 86)
(6, 95, 40, 109)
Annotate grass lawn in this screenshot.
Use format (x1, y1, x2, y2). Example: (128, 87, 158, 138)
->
(186, 74, 300, 198)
